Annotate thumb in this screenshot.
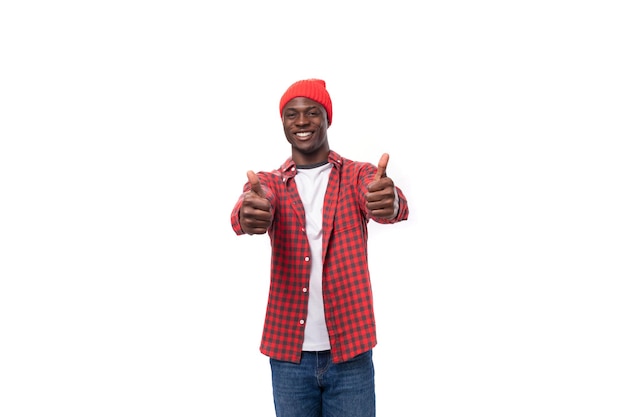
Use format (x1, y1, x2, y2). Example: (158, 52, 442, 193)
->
(374, 153, 389, 181)
(247, 170, 265, 197)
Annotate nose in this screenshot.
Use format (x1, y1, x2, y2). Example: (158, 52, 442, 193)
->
(295, 113, 309, 126)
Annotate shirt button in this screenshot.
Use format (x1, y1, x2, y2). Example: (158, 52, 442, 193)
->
(302, 288, 307, 293)
(301, 227, 305, 232)
(291, 167, 296, 171)
(299, 319, 305, 325)
(304, 256, 310, 262)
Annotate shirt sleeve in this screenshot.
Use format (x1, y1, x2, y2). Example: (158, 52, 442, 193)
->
(230, 193, 246, 235)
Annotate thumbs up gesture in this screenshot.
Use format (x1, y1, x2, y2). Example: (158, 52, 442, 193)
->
(366, 153, 397, 219)
(240, 171, 272, 235)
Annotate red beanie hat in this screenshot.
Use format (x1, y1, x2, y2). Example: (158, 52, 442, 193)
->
(279, 79, 333, 126)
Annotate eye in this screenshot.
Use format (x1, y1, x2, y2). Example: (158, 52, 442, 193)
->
(307, 110, 320, 117)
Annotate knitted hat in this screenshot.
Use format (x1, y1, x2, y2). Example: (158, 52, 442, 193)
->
(279, 79, 333, 126)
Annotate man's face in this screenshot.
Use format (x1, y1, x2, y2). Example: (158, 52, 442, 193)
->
(282, 97, 329, 163)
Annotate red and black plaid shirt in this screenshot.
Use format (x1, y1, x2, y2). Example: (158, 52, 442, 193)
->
(231, 150, 409, 363)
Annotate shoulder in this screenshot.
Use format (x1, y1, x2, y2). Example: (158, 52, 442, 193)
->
(333, 153, 375, 177)
(255, 156, 295, 185)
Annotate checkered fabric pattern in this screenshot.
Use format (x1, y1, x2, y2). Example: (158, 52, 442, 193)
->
(231, 150, 409, 363)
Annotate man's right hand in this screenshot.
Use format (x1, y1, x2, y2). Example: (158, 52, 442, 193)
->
(239, 171, 272, 235)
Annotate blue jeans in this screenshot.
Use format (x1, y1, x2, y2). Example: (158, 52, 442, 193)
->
(270, 350, 375, 417)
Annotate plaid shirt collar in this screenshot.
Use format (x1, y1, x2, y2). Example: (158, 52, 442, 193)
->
(278, 150, 344, 181)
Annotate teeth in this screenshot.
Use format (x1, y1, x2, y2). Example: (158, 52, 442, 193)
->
(296, 132, 312, 137)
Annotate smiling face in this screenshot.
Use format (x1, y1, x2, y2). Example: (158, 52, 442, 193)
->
(282, 97, 330, 166)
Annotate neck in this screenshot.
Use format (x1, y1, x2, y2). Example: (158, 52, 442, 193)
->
(292, 145, 330, 166)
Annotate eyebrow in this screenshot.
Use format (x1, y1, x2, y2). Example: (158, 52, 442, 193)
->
(284, 106, 320, 112)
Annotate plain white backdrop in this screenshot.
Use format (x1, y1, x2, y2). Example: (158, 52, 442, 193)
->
(1, 1, 625, 416)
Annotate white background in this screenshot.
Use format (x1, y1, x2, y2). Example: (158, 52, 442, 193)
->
(1, 1, 625, 416)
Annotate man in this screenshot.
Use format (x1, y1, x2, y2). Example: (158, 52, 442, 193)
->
(230, 79, 409, 416)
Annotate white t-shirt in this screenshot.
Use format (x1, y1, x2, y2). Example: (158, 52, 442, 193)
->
(294, 162, 332, 351)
